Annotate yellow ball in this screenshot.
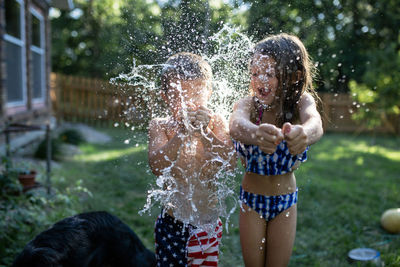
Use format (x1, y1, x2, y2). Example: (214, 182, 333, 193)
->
(380, 208, 400, 234)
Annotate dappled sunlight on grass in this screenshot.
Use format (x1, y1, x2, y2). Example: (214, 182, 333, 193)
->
(75, 145, 147, 162)
(46, 129, 400, 266)
(344, 142, 400, 161)
(311, 137, 400, 162)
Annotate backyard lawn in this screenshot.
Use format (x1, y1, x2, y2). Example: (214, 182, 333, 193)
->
(3, 127, 400, 266)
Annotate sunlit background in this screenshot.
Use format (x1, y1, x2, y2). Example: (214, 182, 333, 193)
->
(1, 0, 399, 266)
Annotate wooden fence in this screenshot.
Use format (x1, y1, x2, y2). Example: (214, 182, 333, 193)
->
(50, 73, 152, 127)
(50, 73, 397, 133)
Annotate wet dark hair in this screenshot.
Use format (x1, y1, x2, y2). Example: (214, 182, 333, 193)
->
(252, 33, 320, 127)
(161, 52, 212, 93)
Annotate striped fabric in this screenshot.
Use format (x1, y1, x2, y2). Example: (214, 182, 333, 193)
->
(233, 140, 308, 175)
(155, 212, 222, 267)
(187, 220, 222, 267)
(239, 186, 298, 221)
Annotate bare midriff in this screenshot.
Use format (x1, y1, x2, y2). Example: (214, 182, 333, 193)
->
(242, 171, 297, 196)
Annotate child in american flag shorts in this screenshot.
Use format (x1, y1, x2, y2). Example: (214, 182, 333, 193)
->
(148, 53, 235, 266)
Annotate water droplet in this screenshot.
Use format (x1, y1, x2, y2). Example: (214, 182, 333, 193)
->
(127, 24, 257, 231)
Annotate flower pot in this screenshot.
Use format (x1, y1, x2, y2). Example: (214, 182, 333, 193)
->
(18, 171, 37, 189)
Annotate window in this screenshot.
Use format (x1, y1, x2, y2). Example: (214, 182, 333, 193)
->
(30, 8, 45, 102)
(4, 0, 26, 106)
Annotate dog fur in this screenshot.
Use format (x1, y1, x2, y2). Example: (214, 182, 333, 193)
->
(12, 211, 156, 267)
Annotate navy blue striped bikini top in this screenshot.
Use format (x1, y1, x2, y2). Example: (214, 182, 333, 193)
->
(233, 140, 307, 175)
(233, 100, 308, 175)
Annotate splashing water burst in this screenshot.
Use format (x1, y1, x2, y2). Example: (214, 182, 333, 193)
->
(111, 25, 256, 234)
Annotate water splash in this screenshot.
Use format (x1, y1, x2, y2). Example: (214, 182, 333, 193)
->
(111, 24, 255, 234)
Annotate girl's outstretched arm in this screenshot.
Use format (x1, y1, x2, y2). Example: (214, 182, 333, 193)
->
(229, 96, 283, 153)
(298, 92, 324, 145)
(283, 92, 323, 155)
(229, 96, 260, 145)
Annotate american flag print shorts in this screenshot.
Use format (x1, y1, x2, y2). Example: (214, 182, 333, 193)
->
(239, 186, 298, 222)
(155, 212, 223, 267)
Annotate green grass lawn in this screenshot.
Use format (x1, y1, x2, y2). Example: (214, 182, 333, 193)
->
(7, 128, 400, 266)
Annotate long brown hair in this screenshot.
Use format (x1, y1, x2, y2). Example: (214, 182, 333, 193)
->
(252, 33, 320, 127)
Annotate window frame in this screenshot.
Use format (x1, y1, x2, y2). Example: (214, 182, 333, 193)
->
(30, 7, 46, 104)
(4, 0, 27, 108)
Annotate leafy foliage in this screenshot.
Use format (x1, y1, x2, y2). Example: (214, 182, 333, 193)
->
(34, 138, 63, 160)
(51, 0, 236, 78)
(241, 0, 400, 132)
(51, 0, 400, 131)
(349, 42, 400, 133)
(59, 129, 86, 145)
(0, 180, 91, 266)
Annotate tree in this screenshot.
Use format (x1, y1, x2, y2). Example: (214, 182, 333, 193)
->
(241, 0, 400, 132)
(51, 0, 235, 78)
(159, 0, 233, 57)
(51, 0, 163, 78)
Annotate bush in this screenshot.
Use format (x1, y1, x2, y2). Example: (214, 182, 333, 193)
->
(0, 180, 91, 266)
(0, 172, 22, 197)
(59, 129, 86, 145)
(34, 138, 63, 160)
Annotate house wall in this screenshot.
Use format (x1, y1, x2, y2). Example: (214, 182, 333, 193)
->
(0, 0, 51, 124)
(0, 0, 52, 145)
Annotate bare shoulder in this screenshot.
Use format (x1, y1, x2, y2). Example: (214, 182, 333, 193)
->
(149, 117, 168, 128)
(148, 118, 169, 136)
(299, 92, 316, 107)
(299, 92, 321, 121)
(233, 96, 253, 110)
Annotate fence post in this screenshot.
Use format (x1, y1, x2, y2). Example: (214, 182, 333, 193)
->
(46, 123, 52, 194)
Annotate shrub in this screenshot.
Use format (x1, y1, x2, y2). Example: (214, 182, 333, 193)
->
(59, 129, 86, 145)
(0, 180, 91, 266)
(0, 172, 22, 197)
(34, 138, 63, 160)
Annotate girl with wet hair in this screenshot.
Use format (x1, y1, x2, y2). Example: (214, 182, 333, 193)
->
(229, 33, 323, 266)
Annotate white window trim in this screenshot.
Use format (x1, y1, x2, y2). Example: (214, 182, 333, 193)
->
(30, 7, 46, 104)
(5, 0, 27, 108)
